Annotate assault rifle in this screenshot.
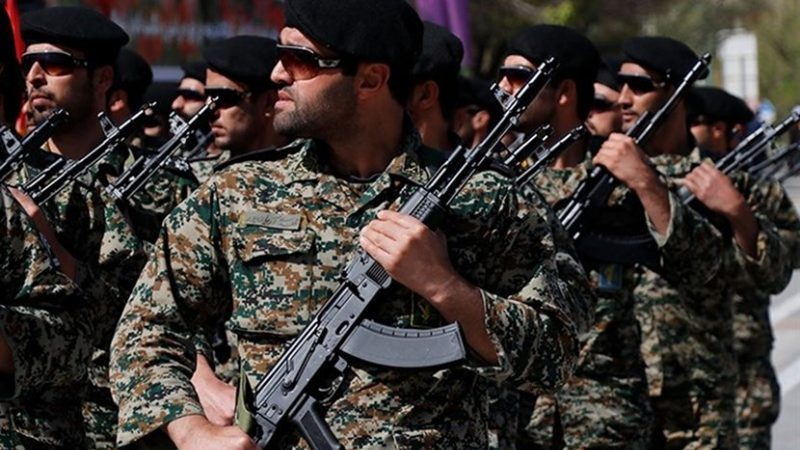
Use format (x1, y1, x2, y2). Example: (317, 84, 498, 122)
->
(22, 103, 155, 203)
(106, 98, 216, 201)
(750, 142, 800, 180)
(0, 108, 69, 181)
(557, 53, 711, 267)
(514, 125, 588, 186)
(238, 58, 557, 450)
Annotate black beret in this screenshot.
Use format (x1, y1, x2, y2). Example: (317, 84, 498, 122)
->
(412, 22, 464, 79)
(596, 56, 623, 91)
(116, 48, 153, 90)
(180, 61, 207, 83)
(204, 35, 279, 91)
(21, 6, 129, 64)
(284, 0, 423, 71)
(507, 24, 601, 85)
(687, 86, 754, 126)
(622, 36, 705, 84)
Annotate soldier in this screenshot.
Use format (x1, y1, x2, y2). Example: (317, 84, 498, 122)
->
(613, 37, 792, 449)
(407, 21, 464, 152)
(204, 35, 288, 160)
(497, 24, 654, 449)
(586, 57, 623, 140)
(18, 6, 148, 448)
(108, 48, 153, 127)
(687, 86, 754, 161)
(109, 0, 593, 448)
(684, 86, 799, 449)
(451, 76, 502, 149)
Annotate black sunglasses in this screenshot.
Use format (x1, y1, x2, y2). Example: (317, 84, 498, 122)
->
(591, 95, 617, 112)
(498, 65, 536, 87)
(276, 44, 350, 80)
(204, 87, 250, 109)
(175, 88, 207, 102)
(616, 72, 667, 95)
(21, 51, 90, 76)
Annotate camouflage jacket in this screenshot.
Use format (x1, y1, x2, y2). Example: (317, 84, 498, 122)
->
(0, 187, 94, 448)
(634, 152, 790, 397)
(110, 131, 593, 449)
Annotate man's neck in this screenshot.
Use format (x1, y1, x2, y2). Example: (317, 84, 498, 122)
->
(644, 114, 690, 157)
(325, 106, 406, 178)
(549, 114, 586, 169)
(48, 118, 105, 160)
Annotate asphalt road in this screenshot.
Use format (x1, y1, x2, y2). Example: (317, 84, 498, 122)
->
(769, 177, 800, 449)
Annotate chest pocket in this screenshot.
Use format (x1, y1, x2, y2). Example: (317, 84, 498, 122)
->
(230, 225, 318, 337)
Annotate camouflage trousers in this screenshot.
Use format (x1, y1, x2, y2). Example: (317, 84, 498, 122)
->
(649, 382, 738, 450)
(736, 357, 780, 449)
(82, 394, 117, 449)
(523, 375, 653, 450)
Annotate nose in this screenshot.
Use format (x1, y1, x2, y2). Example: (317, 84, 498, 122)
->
(271, 59, 292, 86)
(171, 96, 184, 113)
(26, 62, 46, 87)
(618, 84, 634, 108)
(498, 76, 514, 94)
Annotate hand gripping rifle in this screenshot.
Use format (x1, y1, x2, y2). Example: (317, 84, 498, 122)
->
(239, 58, 557, 450)
(21, 103, 156, 204)
(105, 98, 217, 202)
(556, 53, 711, 267)
(0, 108, 70, 181)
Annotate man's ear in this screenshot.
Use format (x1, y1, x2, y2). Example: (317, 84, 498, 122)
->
(471, 110, 490, 132)
(107, 89, 127, 114)
(94, 65, 115, 96)
(355, 63, 391, 100)
(556, 79, 576, 108)
(258, 90, 279, 119)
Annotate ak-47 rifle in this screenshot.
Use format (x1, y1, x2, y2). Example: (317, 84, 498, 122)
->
(0, 108, 70, 181)
(237, 58, 558, 450)
(106, 98, 216, 202)
(749, 141, 800, 180)
(557, 53, 711, 267)
(21, 103, 155, 204)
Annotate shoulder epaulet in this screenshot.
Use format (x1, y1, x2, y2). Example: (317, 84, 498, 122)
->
(213, 140, 305, 173)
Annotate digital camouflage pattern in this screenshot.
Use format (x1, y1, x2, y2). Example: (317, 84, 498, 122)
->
(633, 151, 793, 449)
(110, 130, 594, 449)
(0, 186, 94, 448)
(689, 149, 800, 449)
(189, 149, 230, 185)
(10, 145, 149, 449)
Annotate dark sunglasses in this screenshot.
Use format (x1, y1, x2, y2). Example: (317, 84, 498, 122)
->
(591, 96, 617, 112)
(616, 72, 667, 95)
(21, 51, 90, 76)
(204, 87, 250, 109)
(497, 65, 536, 87)
(175, 88, 207, 102)
(276, 44, 350, 81)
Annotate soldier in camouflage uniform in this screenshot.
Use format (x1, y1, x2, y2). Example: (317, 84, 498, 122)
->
(497, 26, 733, 450)
(0, 186, 95, 449)
(171, 61, 225, 184)
(407, 21, 464, 153)
(611, 37, 793, 449)
(686, 86, 800, 449)
(18, 7, 150, 448)
(109, 0, 594, 448)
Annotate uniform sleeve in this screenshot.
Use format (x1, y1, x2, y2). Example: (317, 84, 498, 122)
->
(109, 181, 232, 446)
(0, 191, 93, 400)
(466, 182, 593, 394)
(647, 191, 724, 286)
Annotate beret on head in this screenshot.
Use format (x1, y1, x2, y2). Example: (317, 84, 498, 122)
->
(21, 6, 129, 64)
(284, 0, 423, 71)
(181, 61, 207, 83)
(687, 86, 754, 126)
(596, 56, 623, 91)
(507, 24, 601, 85)
(412, 22, 464, 79)
(116, 48, 153, 89)
(622, 36, 703, 83)
(204, 35, 279, 91)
